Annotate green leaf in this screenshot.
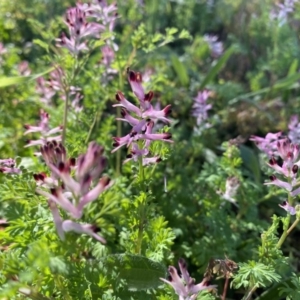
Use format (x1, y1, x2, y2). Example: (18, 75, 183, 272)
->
(0, 76, 30, 87)
(254, 276, 295, 300)
(0, 67, 54, 88)
(240, 145, 261, 184)
(229, 73, 300, 105)
(33, 39, 49, 52)
(171, 55, 189, 86)
(200, 45, 237, 89)
(288, 59, 298, 76)
(99, 254, 166, 291)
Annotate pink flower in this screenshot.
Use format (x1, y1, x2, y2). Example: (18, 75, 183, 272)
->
(0, 158, 21, 175)
(192, 90, 212, 128)
(160, 258, 216, 300)
(250, 132, 284, 157)
(56, 7, 105, 55)
(48, 200, 106, 243)
(112, 70, 172, 165)
(279, 201, 296, 215)
(288, 115, 300, 145)
(203, 35, 223, 58)
(36, 142, 112, 242)
(24, 110, 62, 153)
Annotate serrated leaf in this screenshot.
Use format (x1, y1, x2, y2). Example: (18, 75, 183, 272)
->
(99, 254, 166, 291)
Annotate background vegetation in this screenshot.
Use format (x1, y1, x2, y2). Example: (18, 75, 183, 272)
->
(1, 0, 300, 299)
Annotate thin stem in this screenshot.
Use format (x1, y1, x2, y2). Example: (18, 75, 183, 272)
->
(62, 88, 70, 145)
(85, 110, 102, 144)
(135, 153, 145, 254)
(243, 285, 257, 300)
(277, 214, 291, 248)
(287, 218, 300, 235)
(222, 277, 230, 300)
(276, 181, 294, 248)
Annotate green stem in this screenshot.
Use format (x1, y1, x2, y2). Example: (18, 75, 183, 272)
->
(62, 88, 70, 145)
(85, 110, 102, 144)
(135, 153, 145, 254)
(243, 285, 257, 300)
(287, 218, 300, 235)
(277, 214, 291, 248)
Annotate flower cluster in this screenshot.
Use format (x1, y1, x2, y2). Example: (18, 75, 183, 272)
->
(192, 90, 212, 129)
(250, 132, 284, 157)
(112, 70, 172, 165)
(24, 109, 62, 155)
(35, 141, 111, 243)
(77, 0, 119, 80)
(203, 35, 223, 58)
(36, 68, 83, 112)
(160, 258, 216, 300)
(77, 0, 118, 31)
(264, 139, 300, 214)
(222, 176, 240, 205)
(288, 115, 300, 145)
(270, 0, 296, 25)
(0, 158, 21, 175)
(56, 6, 105, 55)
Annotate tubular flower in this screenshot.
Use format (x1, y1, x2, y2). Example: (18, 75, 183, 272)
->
(160, 258, 216, 300)
(250, 132, 285, 157)
(56, 6, 104, 54)
(203, 35, 223, 58)
(192, 90, 212, 128)
(35, 141, 111, 243)
(288, 115, 300, 145)
(262, 139, 300, 214)
(0, 158, 21, 175)
(24, 110, 62, 153)
(112, 70, 172, 165)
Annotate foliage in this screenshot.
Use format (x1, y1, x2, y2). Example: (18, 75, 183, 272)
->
(1, 0, 300, 299)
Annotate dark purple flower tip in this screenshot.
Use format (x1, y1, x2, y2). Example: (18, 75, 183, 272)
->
(130, 131, 138, 137)
(38, 173, 46, 181)
(144, 91, 154, 102)
(126, 154, 133, 158)
(55, 147, 62, 155)
(83, 173, 92, 184)
(121, 108, 127, 117)
(168, 266, 176, 277)
(33, 174, 39, 181)
(163, 133, 172, 140)
(115, 91, 124, 102)
(50, 188, 58, 197)
(112, 142, 119, 147)
(269, 175, 277, 181)
(128, 70, 141, 82)
(156, 157, 162, 163)
(287, 152, 294, 159)
(100, 156, 107, 167)
(69, 157, 76, 167)
(269, 157, 277, 165)
(58, 161, 65, 172)
(292, 165, 298, 174)
(23, 124, 30, 129)
(178, 258, 187, 268)
(163, 104, 172, 115)
(89, 224, 101, 233)
(101, 176, 111, 187)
